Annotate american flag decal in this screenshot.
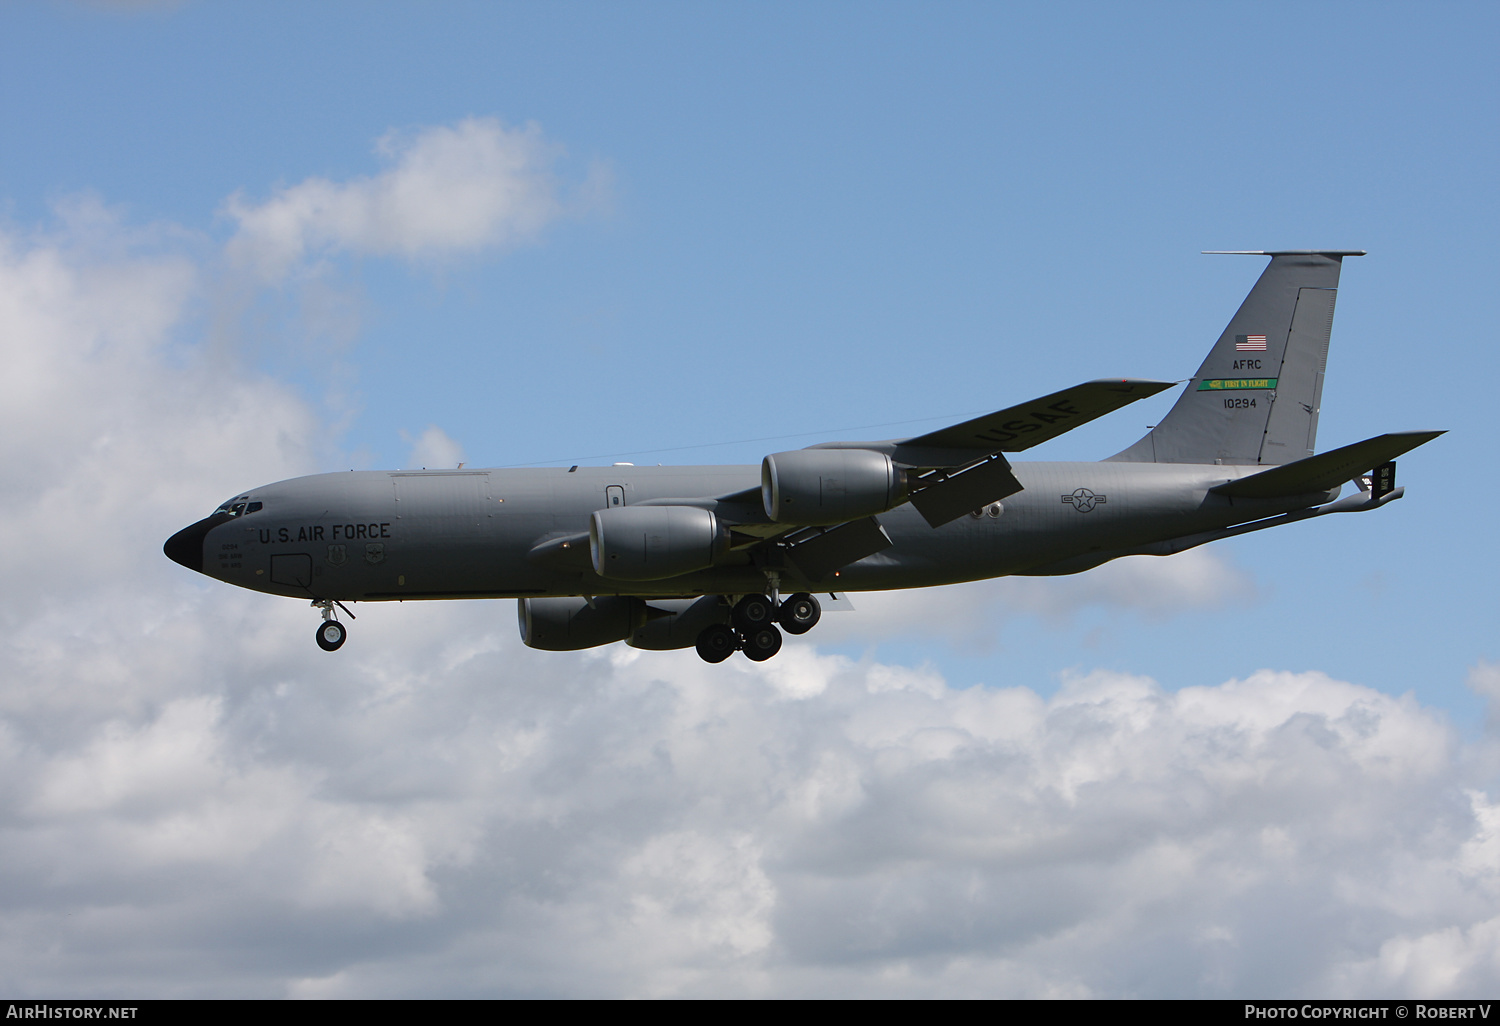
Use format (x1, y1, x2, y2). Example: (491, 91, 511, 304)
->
(1236, 334, 1268, 351)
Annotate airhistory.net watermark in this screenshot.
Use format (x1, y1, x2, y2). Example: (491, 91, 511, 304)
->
(5, 1008, 137, 1019)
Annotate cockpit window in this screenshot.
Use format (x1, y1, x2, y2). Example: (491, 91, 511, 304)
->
(214, 498, 263, 517)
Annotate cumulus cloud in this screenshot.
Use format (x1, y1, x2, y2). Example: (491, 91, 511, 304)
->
(5, 596, 1498, 997)
(223, 117, 606, 283)
(3, 171, 1498, 997)
(0, 197, 321, 607)
(401, 425, 466, 471)
(1470, 662, 1500, 733)
(815, 546, 1256, 650)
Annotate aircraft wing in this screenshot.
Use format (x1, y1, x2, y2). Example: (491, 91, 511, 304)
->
(838, 378, 1174, 528)
(1210, 431, 1445, 499)
(897, 378, 1176, 456)
(672, 379, 1180, 572)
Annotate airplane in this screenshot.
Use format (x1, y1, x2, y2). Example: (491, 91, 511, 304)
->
(165, 250, 1443, 663)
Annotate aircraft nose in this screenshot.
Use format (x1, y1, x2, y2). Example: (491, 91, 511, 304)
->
(163, 514, 225, 573)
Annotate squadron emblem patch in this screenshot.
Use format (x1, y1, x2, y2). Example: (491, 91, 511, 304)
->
(326, 544, 347, 567)
(365, 543, 385, 565)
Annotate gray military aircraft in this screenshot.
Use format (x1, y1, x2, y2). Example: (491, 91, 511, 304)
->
(166, 251, 1442, 662)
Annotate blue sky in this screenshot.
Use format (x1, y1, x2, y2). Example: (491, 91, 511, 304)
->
(1, 0, 1498, 998)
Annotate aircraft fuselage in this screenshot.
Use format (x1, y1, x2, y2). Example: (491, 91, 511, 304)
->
(163, 251, 1439, 660)
(167, 461, 1333, 602)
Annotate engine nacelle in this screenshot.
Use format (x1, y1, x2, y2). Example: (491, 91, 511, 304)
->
(589, 505, 729, 581)
(518, 596, 647, 651)
(761, 449, 907, 525)
(627, 596, 730, 651)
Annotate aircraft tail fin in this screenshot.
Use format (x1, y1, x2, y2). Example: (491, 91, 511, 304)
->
(1109, 251, 1364, 465)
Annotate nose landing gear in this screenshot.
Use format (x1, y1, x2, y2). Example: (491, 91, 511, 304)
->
(694, 592, 821, 663)
(312, 599, 355, 652)
(316, 619, 347, 651)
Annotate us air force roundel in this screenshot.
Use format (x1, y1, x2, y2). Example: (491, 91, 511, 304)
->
(1062, 488, 1107, 512)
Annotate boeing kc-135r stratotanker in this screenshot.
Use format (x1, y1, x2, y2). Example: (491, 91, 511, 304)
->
(166, 251, 1442, 662)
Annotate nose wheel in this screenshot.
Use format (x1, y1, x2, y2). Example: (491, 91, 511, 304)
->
(312, 599, 355, 652)
(316, 619, 347, 651)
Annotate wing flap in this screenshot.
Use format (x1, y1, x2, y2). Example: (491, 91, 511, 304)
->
(784, 517, 892, 581)
(1211, 431, 1445, 499)
(907, 455, 1025, 527)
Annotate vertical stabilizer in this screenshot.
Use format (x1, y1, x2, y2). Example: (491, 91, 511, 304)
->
(1109, 251, 1362, 465)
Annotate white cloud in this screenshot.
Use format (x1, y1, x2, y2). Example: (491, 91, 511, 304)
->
(1469, 662, 1500, 737)
(0, 198, 322, 609)
(223, 117, 605, 283)
(814, 546, 1256, 650)
(2, 178, 1499, 998)
(401, 425, 466, 471)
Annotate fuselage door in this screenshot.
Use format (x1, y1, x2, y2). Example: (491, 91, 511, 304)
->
(270, 552, 313, 589)
(606, 485, 625, 508)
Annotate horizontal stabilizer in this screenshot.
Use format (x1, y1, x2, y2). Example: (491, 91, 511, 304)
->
(1211, 431, 1445, 499)
(899, 379, 1176, 454)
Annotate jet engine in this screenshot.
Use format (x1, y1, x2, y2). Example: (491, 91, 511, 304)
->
(761, 449, 908, 525)
(626, 595, 730, 650)
(589, 505, 729, 581)
(518, 596, 648, 651)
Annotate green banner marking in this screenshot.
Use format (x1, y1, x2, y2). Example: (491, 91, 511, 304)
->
(1197, 378, 1278, 391)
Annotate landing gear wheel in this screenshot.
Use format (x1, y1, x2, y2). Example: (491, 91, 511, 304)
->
(778, 592, 821, 635)
(695, 624, 737, 663)
(732, 594, 776, 631)
(741, 624, 783, 662)
(316, 620, 347, 652)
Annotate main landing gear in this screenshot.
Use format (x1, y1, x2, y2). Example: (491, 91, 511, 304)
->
(312, 599, 356, 652)
(694, 592, 822, 663)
